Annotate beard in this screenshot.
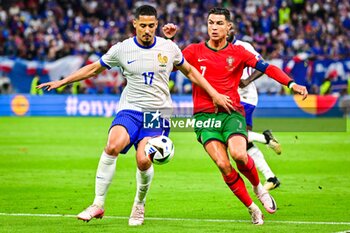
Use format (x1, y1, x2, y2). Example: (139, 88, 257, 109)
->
(141, 34, 152, 45)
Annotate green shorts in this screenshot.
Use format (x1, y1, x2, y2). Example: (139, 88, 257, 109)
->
(194, 112, 247, 145)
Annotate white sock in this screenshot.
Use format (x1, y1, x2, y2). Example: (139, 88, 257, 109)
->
(253, 182, 265, 196)
(248, 146, 275, 180)
(248, 131, 267, 144)
(93, 151, 117, 208)
(134, 165, 154, 204)
(248, 202, 259, 210)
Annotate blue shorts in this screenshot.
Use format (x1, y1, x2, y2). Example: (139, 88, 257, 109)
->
(241, 102, 256, 128)
(109, 110, 170, 154)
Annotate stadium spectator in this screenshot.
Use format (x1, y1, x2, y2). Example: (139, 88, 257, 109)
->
(163, 7, 308, 225)
(37, 5, 233, 226)
(319, 74, 333, 95)
(71, 81, 81, 95)
(0, 75, 12, 94)
(278, 1, 291, 25)
(56, 77, 70, 94)
(0, 0, 349, 61)
(0, 0, 350, 94)
(30, 74, 43, 95)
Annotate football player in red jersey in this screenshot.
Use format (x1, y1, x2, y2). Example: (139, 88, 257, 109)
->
(163, 7, 307, 225)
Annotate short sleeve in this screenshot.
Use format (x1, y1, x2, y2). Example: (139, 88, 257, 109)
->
(243, 43, 262, 60)
(171, 42, 184, 66)
(100, 43, 121, 69)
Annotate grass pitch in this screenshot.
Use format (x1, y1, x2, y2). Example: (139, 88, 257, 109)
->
(0, 117, 349, 233)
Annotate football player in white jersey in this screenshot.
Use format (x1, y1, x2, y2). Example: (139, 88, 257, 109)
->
(37, 5, 233, 226)
(233, 37, 281, 191)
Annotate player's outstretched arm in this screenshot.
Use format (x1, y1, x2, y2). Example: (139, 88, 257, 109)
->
(177, 60, 234, 113)
(263, 63, 308, 100)
(251, 59, 308, 100)
(37, 61, 106, 91)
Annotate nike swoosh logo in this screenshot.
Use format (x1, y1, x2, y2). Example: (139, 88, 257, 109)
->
(198, 58, 207, 62)
(127, 60, 136, 64)
(270, 197, 276, 210)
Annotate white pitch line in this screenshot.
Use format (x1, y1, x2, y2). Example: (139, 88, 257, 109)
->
(0, 212, 350, 225)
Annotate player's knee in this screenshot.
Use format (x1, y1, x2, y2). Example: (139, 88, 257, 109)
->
(230, 150, 247, 163)
(106, 126, 130, 156)
(105, 145, 118, 156)
(106, 136, 129, 156)
(137, 154, 152, 170)
(215, 159, 231, 171)
(105, 142, 124, 156)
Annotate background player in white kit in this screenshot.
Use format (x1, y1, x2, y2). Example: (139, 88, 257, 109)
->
(233, 38, 281, 190)
(37, 5, 233, 226)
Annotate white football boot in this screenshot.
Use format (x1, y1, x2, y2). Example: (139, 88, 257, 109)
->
(128, 203, 145, 226)
(77, 204, 104, 222)
(248, 203, 264, 225)
(263, 130, 282, 155)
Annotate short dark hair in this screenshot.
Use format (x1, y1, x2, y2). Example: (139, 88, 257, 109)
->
(208, 7, 231, 21)
(135, 5, 157, 19)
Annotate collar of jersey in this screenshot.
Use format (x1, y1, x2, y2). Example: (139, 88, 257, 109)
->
(205, 41, 229, 52)
(133, 36, 157, 49)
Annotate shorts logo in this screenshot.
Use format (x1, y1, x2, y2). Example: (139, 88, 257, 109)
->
(237, 119, 242, 129)
(143, 110, 162, 128)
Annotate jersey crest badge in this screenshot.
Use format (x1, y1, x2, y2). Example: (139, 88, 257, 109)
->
(226, 56, 235, 71)
(158, 53, 168, 67)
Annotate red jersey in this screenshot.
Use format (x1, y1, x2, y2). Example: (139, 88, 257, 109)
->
(183, 42, 260, 115)
(183, 42, 292, 115)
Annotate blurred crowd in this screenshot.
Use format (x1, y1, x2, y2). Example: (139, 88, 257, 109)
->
(0, 0, 349, 95)
(1, 0, 350, 60)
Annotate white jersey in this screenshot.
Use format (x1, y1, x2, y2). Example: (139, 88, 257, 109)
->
(234, 40, 260, 106)
(100, 36, 184, 112)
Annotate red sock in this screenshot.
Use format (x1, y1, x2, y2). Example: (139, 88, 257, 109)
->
(236, 155, 260, 187)
(223, 169, 253, 207)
